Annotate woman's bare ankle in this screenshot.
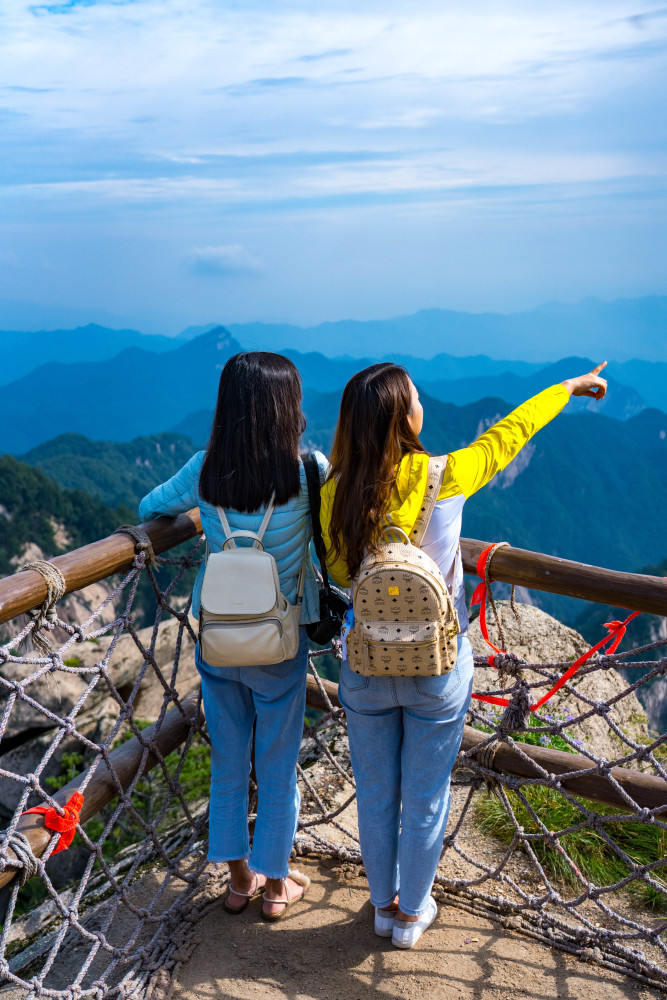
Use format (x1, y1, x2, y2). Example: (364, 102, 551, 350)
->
(396, 908, 419, 922)
(379, 895, 399, 912)
(265, 876, 284, 898)
(228, 859, 255, 892)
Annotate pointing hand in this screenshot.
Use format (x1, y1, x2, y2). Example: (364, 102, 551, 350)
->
(562, 362, 608, 400)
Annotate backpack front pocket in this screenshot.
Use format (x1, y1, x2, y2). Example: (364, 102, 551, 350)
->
(200, 613, 298, 667)
(348, 628, 456, 677)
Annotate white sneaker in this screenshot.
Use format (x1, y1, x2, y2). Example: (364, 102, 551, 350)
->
(374, 906, 396, 938)
(391, 896, 438, 949)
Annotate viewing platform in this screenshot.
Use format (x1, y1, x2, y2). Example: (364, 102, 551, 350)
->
(0, 512, 666, 1000)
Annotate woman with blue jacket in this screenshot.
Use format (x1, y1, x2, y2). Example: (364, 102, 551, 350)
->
(139, 352, 327, 920)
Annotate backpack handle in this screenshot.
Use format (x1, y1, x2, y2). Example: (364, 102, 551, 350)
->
(379, 524, 411, 545)
(216, 496, 275, 549)
(222, 530, 266, 551)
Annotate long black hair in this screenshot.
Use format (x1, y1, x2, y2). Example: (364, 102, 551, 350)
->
(198, 352, 304, 511)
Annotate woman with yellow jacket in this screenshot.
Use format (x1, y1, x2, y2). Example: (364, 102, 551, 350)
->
(320, 361, 607, 949)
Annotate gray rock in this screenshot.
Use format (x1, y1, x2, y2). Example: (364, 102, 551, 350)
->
(468, 603, 650, 763)
(0, 617, 199, 741)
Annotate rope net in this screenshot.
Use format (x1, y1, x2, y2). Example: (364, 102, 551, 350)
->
(0, 539, 666, 998)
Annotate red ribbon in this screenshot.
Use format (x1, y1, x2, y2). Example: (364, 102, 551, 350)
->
(469, 543, 641, 710)
(530, 611, 640, 710)
(470, 544, 505, 664)
(24, 791, 84, 855)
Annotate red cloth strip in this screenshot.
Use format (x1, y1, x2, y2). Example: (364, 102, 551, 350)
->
(470, 544, 505, 660)
(469, 542, 641, 710)
(531, 611, 640, 710)
(23, 791, 84, 855)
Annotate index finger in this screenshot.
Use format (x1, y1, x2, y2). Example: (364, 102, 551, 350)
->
(591, 361, 607, 375)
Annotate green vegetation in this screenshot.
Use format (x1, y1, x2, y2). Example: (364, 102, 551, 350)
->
(41, 720, 211, 863)
(473, 706, 578, 754)
(20, 432, 197, 509)
(45, 752, 86, 792)
(476, 785, 667, 910)
(0, 455, 134, 576)
(470, 707, 667, 911)
(0, 453, 200, 628)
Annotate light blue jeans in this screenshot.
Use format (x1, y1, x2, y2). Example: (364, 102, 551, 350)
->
(339, 634, 474, 916)
(195, 627, 309, 879)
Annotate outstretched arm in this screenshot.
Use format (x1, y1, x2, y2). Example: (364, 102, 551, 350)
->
(138, 452, 204, 521)
(443, 362, 608, 500)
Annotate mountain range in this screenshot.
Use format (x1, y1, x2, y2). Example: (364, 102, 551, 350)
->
(1, 312, 664, 631)
(227, 296, 667, 363)
(0, 323, 179, 385)
(15, 382, 667, 618)
(0, 325, 663, 455)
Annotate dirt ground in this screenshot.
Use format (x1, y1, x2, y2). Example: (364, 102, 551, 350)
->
(171, 858, 664, 1000)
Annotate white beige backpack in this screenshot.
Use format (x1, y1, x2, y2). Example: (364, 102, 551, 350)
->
(345, 455, 460, 678)
(198, 499, 304, 667)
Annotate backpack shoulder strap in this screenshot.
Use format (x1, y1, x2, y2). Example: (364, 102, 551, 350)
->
(216, 495, 275, 550)
(410, 454, 448, 547)
(303, 453, 333, 591)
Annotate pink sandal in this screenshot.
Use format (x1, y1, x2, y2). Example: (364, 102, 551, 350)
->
(261, 870, 310, 922)
(223, 873, 266, 914)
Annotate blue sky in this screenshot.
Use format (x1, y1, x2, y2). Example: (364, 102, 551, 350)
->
(1, 0, 666, 334)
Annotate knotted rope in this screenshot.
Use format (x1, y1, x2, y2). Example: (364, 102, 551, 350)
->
(114, 524, 156, 567)
(1, 831, 40, 887)
(476, 541, 521, 653)
(20, 559, 67, 655)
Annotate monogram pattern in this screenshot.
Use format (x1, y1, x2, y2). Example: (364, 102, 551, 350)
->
(348, 456, 459, 677)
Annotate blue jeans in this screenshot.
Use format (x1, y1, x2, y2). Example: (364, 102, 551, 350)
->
(339, 634, 474, 916)
(195, 627, 309, 879)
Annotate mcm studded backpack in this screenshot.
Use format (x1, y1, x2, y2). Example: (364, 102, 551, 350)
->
(345, 455, 460, 678)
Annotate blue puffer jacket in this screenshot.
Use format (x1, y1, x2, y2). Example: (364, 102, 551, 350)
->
(138, 450, 330, 624)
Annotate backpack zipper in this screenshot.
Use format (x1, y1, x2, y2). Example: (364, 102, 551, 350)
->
(201, 618, 284, 638)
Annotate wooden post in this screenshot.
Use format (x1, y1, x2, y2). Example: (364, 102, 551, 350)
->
(0, 509, 202, 626)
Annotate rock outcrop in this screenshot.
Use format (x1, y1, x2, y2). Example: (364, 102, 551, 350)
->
(0, 617, 199, 826)
(468, 602, 651, 762)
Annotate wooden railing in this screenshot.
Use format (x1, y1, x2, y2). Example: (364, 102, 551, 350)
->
(1, 509, 666, 625)
(1, 511, 666, 889)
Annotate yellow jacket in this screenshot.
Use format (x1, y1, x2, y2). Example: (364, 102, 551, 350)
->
(320, 383, 569, 587)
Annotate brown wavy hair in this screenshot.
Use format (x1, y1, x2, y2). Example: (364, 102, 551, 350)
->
(327, 363, 426, 580)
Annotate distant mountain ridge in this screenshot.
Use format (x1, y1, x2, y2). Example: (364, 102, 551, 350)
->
(0, 323, 663, 455)
(20, 432, 197, 509)
(424, 357, 645, 422)
(228, 296, 667, 363)
(0, 323, 180, 386)
(0, 327, 241, 453)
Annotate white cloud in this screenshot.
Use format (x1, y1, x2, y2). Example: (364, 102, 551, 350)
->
(184, 244, 261, 277)
(0, 0, 666, 324)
